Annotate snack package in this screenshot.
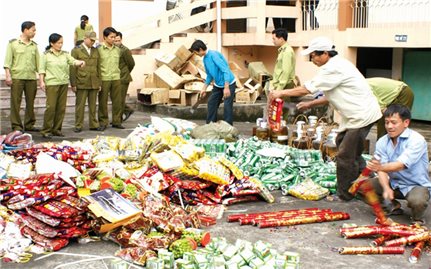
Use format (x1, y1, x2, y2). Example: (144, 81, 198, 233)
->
(150, 151, 184, 172)
(288, 178, 330, 200)
(195, 158, 230, 185)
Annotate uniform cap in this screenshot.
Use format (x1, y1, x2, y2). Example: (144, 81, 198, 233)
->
(84, 31, 97, 41)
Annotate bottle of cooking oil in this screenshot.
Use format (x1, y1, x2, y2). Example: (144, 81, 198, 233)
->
(323, 129, 338, 161)
(256, 121, 269, 141)
(292, 129, 308, 149)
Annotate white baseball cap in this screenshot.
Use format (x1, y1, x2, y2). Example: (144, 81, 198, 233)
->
(301, 36, 335, 56)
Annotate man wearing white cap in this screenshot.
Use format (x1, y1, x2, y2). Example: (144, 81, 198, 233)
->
(269, 36, 382, 201)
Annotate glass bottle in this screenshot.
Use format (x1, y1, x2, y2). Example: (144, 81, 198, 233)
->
(323, 129, 338, 161)
(293, 130, 308, 149)
(256, 121, 269, 141)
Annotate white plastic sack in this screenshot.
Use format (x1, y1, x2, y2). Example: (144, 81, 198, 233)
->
(35, 152, 79, 187)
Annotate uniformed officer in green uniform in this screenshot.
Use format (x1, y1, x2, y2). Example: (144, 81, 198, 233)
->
(39, 33, 85, 138)
(70, 31, 102, 132)
(97, 27, 124, 130)
(3, 21, 40, 132)
(270, 28, 296, 100)
(114, 32, 135, 122)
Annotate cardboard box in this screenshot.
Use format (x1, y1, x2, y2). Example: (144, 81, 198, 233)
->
(143, 74, 157, 88)
(179, 61, 199, 76)
(181, 74, 203, 84)
(235, 90, 259, 104)
(138, 88, 169, 105)
(168, 89, 199, 106)
(155, 53, 181, 71)
(244, 78, 263, 94)
(175, 45, 193, 65)
(154, 65, 184, 89)
(184, 81, 205, 91)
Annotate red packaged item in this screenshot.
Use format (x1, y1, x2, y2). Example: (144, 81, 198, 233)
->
(179, 180, 213, 190)
(56, 226, 88, 238)
(268, 98, 284, 131)
(198, 215, 217, 226)
(55, 195, 87, 210)
(33, 200, 80, 218)
(21, 226, 69, 251)
(222, 196, 260, 205)
(26, 207, 61, 227)
(21, 214, 58, 238)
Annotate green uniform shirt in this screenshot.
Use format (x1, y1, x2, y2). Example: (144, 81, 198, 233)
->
(3, 38, 40, 80)
(271, 42, 296, 90)
(117, 44, 135, 84)
(39, 50, 76, 85)
(98, 43, 121, 81)
(367, 77, 406, 110)
(70, 44, 101, 89)
(75, 24, 94, 43)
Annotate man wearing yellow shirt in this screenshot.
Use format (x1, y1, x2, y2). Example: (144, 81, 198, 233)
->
(366, 77, 414, 139)
(97, 27, 123, 130)
(269, 28, 296, 101)
(3, 21, 40, 132)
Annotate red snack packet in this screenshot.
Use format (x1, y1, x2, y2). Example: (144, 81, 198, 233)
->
(33, 200, 80, 218)
(21, 214, 58, 238)
(21, 226, 69, 251)
(26, 207, 61, 227)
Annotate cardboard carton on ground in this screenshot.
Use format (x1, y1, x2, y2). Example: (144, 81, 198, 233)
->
(175, 45, 193, 65)
(179, 61, 199, 76)
(143, 74, 157, 88)
(181, 74, 204, 84)
(184, 81, 205, 91)
(138, 88, 169, 105)
(168, 89, 199, 106)
(244, 78, 263, 94)
(155, 53, 181, 71)
(235, 89, 259, 104)
(154, 65, 184, 89)
(248, 61, 272, 88)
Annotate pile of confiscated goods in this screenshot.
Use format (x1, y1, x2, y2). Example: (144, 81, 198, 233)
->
(3, 115, 423, 267)
(1, 117, 311, 267)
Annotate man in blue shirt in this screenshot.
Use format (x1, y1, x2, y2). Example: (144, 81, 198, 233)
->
(367, 104, 431, 224)
(190, 40, 236, 125)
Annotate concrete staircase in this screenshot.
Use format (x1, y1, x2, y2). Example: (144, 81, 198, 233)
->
(0, 77, 136, 118)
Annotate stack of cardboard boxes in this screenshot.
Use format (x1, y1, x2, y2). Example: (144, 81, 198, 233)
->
(138, 46, 269, 107)
(138, 45, 208, 107)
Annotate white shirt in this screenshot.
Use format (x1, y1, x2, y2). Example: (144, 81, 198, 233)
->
(82, 43, 91, 55)
(304, 55, 382, 131)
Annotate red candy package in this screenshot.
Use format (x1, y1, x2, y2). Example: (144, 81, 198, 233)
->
(21, 226, 69, 251)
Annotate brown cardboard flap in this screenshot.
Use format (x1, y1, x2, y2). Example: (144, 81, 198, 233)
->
(154, 65, 184, 89)
(138, 88, 169, 105)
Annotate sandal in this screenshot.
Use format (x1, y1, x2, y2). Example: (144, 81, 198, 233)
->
(384, 200, 403, 216)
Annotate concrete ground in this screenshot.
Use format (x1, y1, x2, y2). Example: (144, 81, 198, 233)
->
(1, 108, 431, 269)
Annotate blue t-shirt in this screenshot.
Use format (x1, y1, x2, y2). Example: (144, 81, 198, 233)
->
(375, 128, 431, 196)
(203, 50, 235, 88)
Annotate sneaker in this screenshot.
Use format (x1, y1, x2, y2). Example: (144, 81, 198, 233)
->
(73, 128, 82, 133)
